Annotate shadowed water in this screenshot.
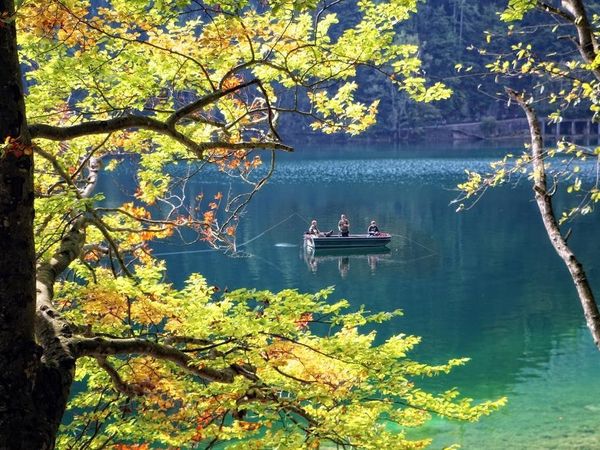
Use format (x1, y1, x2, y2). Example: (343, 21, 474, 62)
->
(100, 143, 600, 449)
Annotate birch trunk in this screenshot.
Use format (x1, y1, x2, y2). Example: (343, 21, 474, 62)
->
(509, 89, 600, 349)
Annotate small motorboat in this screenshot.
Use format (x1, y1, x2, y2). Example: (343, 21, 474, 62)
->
(303, 233, 391, 250)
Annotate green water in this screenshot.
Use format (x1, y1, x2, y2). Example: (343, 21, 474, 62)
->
(103, 143, 600, 449)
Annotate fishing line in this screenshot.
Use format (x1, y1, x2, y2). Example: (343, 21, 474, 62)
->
(292, 211, 311, 225)
(154, 248, 217, 256)
(387, 231, 438, 256)
(377, 253, 437, 266)
(235, 212, 306, 248)
(236, 250, 290, 275)
(153, 212, 306, 256)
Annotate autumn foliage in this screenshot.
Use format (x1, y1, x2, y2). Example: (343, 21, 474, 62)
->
(9, 0, 504, 448)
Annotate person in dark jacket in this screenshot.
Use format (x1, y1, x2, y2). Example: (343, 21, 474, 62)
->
(367, 220, 380, 236)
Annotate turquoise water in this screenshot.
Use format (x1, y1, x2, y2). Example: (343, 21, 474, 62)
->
(102, 143, 600, 449)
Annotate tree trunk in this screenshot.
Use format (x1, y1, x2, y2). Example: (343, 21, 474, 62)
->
(0, 1, 68, 447)
(508, 89, 600, 349)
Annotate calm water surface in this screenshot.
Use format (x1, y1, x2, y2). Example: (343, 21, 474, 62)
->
(103, 143, 600, 449)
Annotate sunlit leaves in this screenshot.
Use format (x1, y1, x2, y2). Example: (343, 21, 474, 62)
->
(500, 0, 537, 21)
(457, 170, 483, 198)
(309, 83, 379, 135)
(20, 0, 447, 139)
(57, 268, 505, 448)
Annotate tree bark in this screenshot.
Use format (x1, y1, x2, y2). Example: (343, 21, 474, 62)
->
(537, 0, 600, 80)
(0, 1, 73, 447)
(0, 0, 40, 447)
(508, 89, 600, 349)
(560, 0, 598, 66)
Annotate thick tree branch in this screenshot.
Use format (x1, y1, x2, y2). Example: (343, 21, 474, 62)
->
(166, 79, 259, 127)
(35, 216, 87, 365)
(507, 88, 600, 349)
(29, 115, 207, 157)
(95, 356, 141, 397)
(29, 116, 293, 155)
(537, 1, 575, 22)
(71, 336, 258, 383)
(80, 157, 101, 199)
(560, 0, 598, 61)
(30, 115, 172, 140)
(27, 215, 89, 449)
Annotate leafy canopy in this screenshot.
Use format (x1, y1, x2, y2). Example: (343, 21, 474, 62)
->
(60, 271, 504, 448)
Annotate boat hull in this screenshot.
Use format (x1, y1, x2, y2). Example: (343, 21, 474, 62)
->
(303, 233, 391, 249)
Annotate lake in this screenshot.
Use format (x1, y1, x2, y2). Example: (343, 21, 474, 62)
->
(102, 142, 600, 449)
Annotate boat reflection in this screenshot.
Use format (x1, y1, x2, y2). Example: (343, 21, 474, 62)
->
(303, 247, 392, 276)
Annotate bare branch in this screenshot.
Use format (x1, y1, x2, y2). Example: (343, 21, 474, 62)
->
(87, 215, 134, 278)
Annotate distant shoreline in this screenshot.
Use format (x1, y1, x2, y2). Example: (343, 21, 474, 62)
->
(287, 117, 600, 144)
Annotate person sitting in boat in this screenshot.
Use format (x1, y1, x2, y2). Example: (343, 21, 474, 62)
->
(308, 219, 332, 237)
(338, 214, 350, 237)
(368, 220, 380, 236)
